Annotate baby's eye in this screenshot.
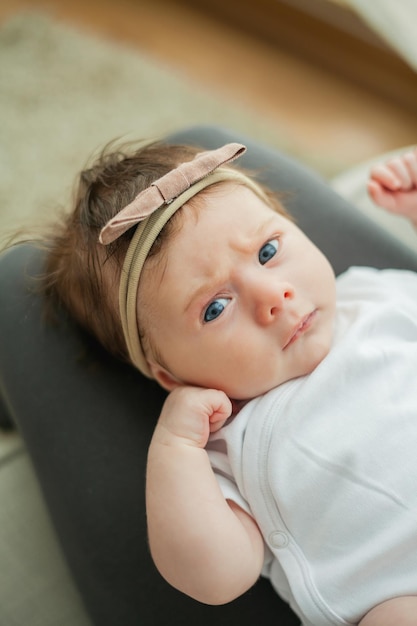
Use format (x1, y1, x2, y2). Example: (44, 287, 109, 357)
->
(204, 297, 231, 323)
(259, 238, 279, 265)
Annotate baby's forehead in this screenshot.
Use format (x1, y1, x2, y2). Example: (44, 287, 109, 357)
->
(169, 188, 285, 261)
(187, 182, 279, 223)
(142, 183, 285, 284)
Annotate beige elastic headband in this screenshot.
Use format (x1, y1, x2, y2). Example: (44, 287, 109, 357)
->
(99, 142, 267, 377)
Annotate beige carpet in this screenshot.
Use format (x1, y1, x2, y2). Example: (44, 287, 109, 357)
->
(0, 11, 313, 238)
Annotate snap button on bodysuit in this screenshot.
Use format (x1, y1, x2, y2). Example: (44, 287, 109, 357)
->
(269, 531, 289, 548)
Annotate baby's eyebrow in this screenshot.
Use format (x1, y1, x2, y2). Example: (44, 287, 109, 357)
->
(241, 216, 278, 248)
(183, 215, 279, 314)
(183, 274, 224, 315)
(228, 215, 278, 256)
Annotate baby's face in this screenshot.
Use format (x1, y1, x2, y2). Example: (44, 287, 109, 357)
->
(140, 184, 337, 400)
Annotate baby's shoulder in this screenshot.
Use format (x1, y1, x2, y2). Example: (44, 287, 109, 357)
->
(337, 266, 417, 301)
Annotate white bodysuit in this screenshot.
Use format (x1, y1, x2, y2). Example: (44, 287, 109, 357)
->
(206, 267, 417, 625)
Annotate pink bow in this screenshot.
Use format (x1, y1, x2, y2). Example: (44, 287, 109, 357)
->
(99, 142, 246, 245)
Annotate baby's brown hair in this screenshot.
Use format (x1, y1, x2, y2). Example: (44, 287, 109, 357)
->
(43, 140, 289, 367)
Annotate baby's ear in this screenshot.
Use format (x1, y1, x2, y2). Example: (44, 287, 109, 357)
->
(148, 361, 183, 392)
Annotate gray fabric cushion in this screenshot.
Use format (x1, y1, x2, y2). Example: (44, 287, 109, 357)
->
(1, 125, 417, 626)
(0, 437, 91, 626)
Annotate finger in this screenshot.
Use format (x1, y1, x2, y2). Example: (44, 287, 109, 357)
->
(369, 164, 402, 190)
(385, 157, 413, 190)
(208, 392, 233, 423)
(367, 180, 396, 211)
(403, 150, 417, 186)
(208, 395, 231, 433)
(209, 418, 229, 434)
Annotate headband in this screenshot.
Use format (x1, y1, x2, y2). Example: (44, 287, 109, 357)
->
(99, 142, 264, 377)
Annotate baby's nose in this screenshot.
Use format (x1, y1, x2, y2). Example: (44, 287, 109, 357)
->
(254, 281, 294, 325)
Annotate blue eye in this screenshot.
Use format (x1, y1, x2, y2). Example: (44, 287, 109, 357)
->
(259, 239, 279, 265)
(204, 297, 230, 323)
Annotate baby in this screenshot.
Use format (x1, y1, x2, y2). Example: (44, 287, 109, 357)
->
(45, 142, 417, 626)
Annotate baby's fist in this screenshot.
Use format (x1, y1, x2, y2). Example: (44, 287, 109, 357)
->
(155, 387, 232, 448)
(368, 148, 417, 225)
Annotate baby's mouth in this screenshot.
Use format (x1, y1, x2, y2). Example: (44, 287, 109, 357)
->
(283, 310, 317, 349)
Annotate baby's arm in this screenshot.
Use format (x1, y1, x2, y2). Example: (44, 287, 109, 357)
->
(146, 386, 264, 605)
(367, 148, 417, 227)
(359, 596, 417, 625)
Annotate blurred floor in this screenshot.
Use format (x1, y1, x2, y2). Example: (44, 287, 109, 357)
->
(1, 0, 417, 171)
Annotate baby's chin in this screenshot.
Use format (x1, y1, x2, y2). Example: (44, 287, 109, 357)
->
(232, 349, 332, 401)
(297, 341, 333, 381)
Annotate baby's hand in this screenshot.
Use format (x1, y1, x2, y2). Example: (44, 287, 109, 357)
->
(367, 148, 417, 226)
(153, 386, 232, 449)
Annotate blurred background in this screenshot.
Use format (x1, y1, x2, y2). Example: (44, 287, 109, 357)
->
(1, 0, 417, 233)
(2, 0, 416, 163)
